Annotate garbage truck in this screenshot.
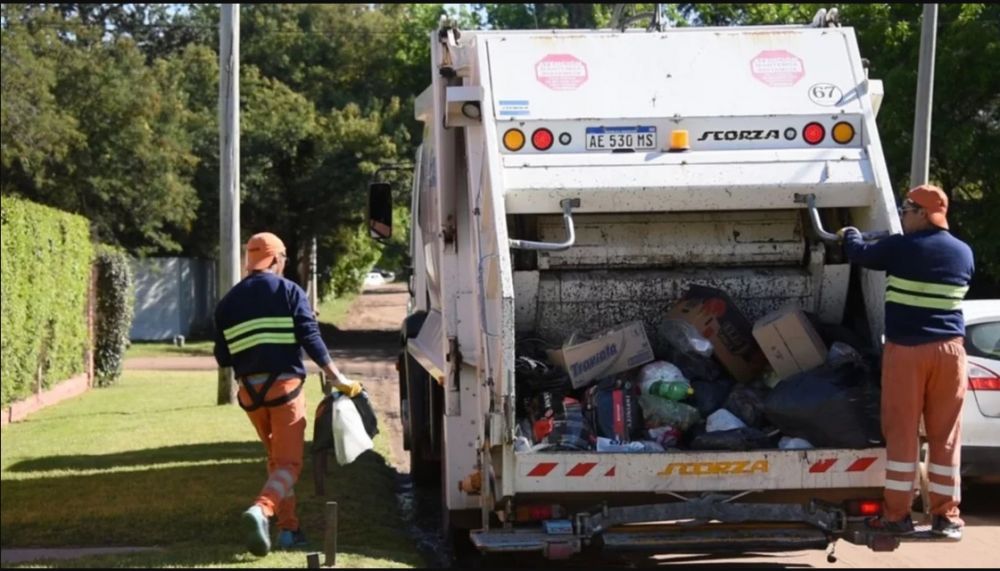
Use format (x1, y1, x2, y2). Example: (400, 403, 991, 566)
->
(368, 13, 918, 563)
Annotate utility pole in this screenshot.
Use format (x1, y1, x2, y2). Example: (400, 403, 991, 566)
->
(218, 4, 240, 405)
(910, 3, 937, 188)
(309, 236, 326, 391)
(309, 236, 318, 311)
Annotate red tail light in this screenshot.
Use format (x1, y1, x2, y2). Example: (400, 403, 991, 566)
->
(531, 128, 554, 151)
(969, 363, 1000, 391)
(514, 504, 564, 522)
(845, 499, 883, 517)
(803, 122, 826, 145)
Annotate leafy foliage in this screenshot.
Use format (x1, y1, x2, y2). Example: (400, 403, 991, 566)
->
(1, 4, 199, 255)
(0, 196, 92, 407)
(93, 246, 135, 387)
(2, 3, 996, 296)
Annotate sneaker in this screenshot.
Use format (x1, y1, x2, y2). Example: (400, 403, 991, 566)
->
(241, 505, 271, 556)
(277, 528, 308, 549)
(865, 514, 915, 535)
(931, 516, 963, 540)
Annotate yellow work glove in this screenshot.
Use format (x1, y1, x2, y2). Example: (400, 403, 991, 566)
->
(335, 379, 363, 398)
(836, 226, 860, 241)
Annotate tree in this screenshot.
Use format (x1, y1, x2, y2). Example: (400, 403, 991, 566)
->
(1, 6, 199, 254)
(0, 5, 82, 194)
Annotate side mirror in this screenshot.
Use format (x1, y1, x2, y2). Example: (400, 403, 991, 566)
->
(368, 182, 393, 240)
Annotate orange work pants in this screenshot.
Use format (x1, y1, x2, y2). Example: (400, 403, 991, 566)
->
(881, 337, 966, 524)
(240, 378, 307, 532)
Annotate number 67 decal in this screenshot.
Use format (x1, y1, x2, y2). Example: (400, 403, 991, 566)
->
(809, 83, 844, 106)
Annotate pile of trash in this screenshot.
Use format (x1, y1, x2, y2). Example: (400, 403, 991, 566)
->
(514, 285, 883, 454)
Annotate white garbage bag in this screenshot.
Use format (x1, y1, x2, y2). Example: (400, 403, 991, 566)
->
(778, 436, 814, 450)
(331, 392, 374, 465)
(638, 361, 688, 395)
(706, 408, 747, 432)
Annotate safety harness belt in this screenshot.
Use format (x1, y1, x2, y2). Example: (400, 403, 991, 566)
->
(238, 373, 304, 412)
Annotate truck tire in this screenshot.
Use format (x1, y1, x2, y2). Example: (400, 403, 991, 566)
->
(399, 352, 410, 451)
(406, 353, 440, 487)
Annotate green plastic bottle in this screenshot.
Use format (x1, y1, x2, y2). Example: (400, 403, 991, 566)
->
(649, 380, 694, 401)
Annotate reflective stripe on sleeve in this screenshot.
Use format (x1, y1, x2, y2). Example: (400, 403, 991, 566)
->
(885, 291, 963, 311)
(887, 276, 968, 299)
(224, 316, 295, 340)
(229, 332, 297, 354)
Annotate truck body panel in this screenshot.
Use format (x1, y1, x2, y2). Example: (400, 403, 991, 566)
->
(391, 20, 907, 558)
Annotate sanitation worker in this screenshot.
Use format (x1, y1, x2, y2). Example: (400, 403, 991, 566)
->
(839, 184, 973, 540)
(214, 232, 363, 555)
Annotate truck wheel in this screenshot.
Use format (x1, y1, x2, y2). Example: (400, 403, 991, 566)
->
(399, 353, 410, 451)
(406, 354, 440, 487)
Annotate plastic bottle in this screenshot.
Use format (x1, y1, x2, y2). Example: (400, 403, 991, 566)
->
(647, 380, 694, 401)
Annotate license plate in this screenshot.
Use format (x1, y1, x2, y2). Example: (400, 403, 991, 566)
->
(585, 126, 657, 151)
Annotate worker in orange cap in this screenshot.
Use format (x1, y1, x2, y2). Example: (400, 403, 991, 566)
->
(838, 185, 974, 540)
(213, 232, 363, 556)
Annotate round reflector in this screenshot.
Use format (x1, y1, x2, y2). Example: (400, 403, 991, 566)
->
(803, 122, 825, 145)
(531, 128, 554, 151)
(832, 121, 855, 144)
(503, 129, 525, 152)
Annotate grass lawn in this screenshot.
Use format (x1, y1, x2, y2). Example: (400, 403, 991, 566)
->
(0, 370, 423, 568)
(125, 340, 215, 359)
(316, 293, 357, 327)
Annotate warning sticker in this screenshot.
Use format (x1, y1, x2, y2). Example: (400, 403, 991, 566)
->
(535, 54, 589, 91)
(750, 50, 805, 88)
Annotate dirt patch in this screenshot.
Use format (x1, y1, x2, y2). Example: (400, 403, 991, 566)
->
(321, 283, 410, 474)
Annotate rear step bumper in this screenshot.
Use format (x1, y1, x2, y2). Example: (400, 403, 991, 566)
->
(601, 527, 830, 552)
(471, 500, 846, 558)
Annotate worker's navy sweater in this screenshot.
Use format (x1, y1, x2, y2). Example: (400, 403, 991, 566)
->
(843, 228, 974, 346)
(213, 272, 330, 378)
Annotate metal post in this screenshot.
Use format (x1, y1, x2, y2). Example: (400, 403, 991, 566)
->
(910, 3, 937, 187)
(323, 501, 338, 567)
(309, 236, 318, 311)
(217, 4, 240, 405)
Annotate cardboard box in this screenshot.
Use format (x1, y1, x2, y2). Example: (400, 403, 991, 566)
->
(548, 321, 655, 389)
(752, 306, 828, 380)
(664, 285, 767, 382)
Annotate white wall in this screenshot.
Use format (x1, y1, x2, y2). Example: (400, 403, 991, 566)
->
(130, 258, 216, 341)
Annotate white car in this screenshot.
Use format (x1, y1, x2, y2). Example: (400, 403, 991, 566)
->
(961, 299, 1000, 482)
(364, 271, 386, 287)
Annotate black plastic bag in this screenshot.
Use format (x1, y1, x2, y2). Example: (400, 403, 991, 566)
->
(763, 361, 882, 449)
(689, 426, 774, 451)
(723, 383, 768, 428)
(515, 355, 572, 418)
(689, 377, 735, 417)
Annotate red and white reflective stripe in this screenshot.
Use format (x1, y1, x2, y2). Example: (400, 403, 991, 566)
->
(885, 478, 913, 492)
(526, 462, 558, 477)
(808, 456, 878, 473)
(886, 460, 916, 473)
(525, 462, 617, 478)
(928, 463, 960, 478)
(929, 481, 961, 497)
(566, 462, 597, 477)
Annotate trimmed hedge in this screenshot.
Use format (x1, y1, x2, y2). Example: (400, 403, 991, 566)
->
(1, 196, 93, 407)
(93, 246, 134, 387)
